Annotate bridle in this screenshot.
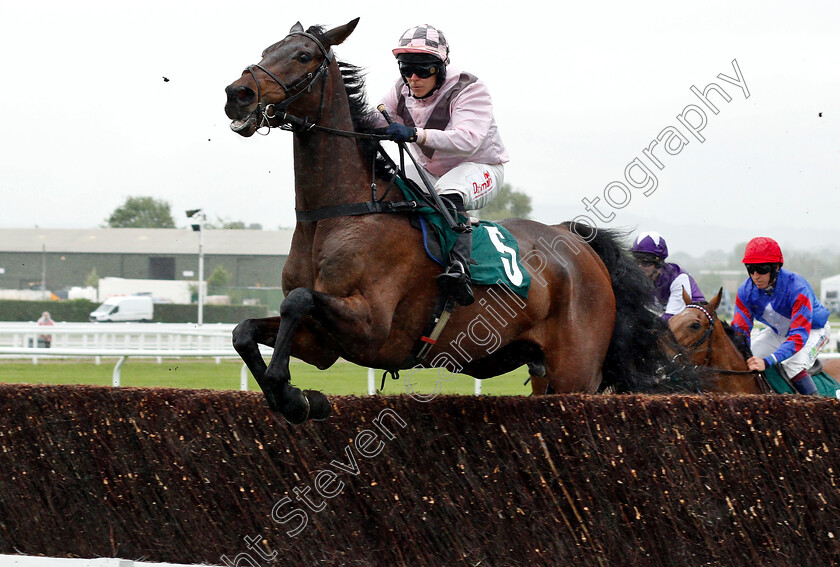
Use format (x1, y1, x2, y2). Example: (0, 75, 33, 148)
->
(679, 303, 764, 380)
(244, 31, 334, 134)
(232, 30, 444, 226)
(242, 31, 390, 140)
(673, 303, 774, 394)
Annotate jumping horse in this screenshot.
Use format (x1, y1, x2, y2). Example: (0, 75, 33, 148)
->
(224, 19, 667, 423)
(668, 288, 840, 393)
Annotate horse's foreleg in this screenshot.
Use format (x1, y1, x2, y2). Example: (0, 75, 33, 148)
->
(231, 316, 282, 405)
(259, 286, 392, 424)
(252, 287, 364, 424)
(232, 308, 336, 424)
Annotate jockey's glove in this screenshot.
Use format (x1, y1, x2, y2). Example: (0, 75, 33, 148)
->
(386, 123, 417, 143)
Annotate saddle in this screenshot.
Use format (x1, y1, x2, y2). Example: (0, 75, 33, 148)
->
(398, 178, 531, 298)
(807, 358, 824, 376)
(763, 363, 840, 398)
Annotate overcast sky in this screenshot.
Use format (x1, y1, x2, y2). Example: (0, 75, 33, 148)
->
(2, 1, 838, 256)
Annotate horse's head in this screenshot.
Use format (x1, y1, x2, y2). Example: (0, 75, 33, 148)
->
(224, 18, 359, 137)
(668, 288, 723, 363)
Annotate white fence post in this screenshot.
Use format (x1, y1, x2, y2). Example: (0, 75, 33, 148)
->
(113, 356, 127, 387)
(367, 367, 376, 395)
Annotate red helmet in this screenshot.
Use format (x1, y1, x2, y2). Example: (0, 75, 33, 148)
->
(742, 237, 784, 264)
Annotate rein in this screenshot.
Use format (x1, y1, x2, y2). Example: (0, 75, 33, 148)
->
(242, 30, 437, 224)
(239, 28, 464, 230)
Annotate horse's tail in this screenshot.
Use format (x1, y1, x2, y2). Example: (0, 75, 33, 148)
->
(561, 221, 669, 391)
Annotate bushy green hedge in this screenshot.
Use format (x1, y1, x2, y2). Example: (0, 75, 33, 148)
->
(0, 299, 97, 322)
(155, 302, 269, 323)
(0, 300, 268, 323)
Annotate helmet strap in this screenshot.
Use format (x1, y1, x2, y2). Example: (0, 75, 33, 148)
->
(769, 263, 782, 286)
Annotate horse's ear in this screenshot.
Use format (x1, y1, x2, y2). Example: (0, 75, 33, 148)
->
(708, 288, 723, 313)
(682, 287, 692, 306)
(323, 17, 360, 48)
(290, 21, 304, 33)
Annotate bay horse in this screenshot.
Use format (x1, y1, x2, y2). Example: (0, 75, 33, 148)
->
(224, 19, 668, 423)
(668, 288, 840, 393)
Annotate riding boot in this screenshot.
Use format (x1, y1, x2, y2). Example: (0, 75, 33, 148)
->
(790, 369, 818, 395)
(437, 229, 474, 306)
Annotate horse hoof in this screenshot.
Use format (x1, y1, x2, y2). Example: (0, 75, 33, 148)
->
(305, 390, 332, 421)
(280, 387, 310, 425)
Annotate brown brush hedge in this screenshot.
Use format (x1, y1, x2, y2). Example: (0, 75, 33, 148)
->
(1, 384, 839, 566)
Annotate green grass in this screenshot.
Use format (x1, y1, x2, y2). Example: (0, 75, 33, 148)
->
(0, 357, 534, 397)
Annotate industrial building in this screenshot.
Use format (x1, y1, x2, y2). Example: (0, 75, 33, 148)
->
(0, 228, 293, 295)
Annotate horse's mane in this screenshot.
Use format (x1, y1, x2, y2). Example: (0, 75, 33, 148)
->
(307, 26, 394, 179)
(563, 223, 678, 392)
(721, 319, 752, 359)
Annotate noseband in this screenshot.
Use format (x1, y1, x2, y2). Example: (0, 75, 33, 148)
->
(245, 31, 333, 134)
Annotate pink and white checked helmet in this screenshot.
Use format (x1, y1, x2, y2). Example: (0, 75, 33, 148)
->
(392, 24, 450, 65)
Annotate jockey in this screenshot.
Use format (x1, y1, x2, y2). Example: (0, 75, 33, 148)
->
(732, 237, 831, 395)
(374, 24, 509, 306)
(630, 231, 705, 320)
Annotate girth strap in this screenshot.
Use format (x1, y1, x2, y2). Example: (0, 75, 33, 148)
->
(295, 200, 419, 223)
(380, 294, 457, 391)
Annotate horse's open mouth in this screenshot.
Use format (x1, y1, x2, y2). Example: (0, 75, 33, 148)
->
(230, 114, 258, 137)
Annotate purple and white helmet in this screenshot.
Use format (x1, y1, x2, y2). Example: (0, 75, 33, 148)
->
(393, 24, 450, 64)
(630, 231, 669, 260)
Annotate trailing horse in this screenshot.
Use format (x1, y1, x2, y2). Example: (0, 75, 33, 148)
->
(224, 19, 670, 423)
(667, 288, 840, 395)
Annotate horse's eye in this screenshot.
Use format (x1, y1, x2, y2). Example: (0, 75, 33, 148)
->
(297, 52, 312, 63)
(689, 321, 702, 330)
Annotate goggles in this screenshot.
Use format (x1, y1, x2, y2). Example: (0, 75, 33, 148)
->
(639, 259, 662, 269)
(746, 264, 773, 275)
(398, 61, 439, 79)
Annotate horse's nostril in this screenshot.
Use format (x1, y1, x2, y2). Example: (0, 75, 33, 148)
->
(226, 85, 255, 107)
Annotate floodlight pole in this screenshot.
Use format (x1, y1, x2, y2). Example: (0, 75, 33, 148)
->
(198, 216, 205, 325)
(41, 244, 47, 301)
(187, 208, 206, 326)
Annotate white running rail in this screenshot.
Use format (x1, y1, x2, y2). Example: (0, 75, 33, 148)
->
(0, 323, 259, 389)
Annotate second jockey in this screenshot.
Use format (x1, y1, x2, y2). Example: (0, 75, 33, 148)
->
(630, 231, 705, 321)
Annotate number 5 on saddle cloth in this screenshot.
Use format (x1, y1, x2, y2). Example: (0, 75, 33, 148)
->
(396, 177, 531, 299)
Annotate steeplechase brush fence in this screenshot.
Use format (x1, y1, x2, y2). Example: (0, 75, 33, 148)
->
(1, 384, 838, 566)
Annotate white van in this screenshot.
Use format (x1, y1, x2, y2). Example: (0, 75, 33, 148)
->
(89, 295, 154, 322)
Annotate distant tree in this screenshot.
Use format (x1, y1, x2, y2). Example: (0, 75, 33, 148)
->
(204, 217, 263, 230)
(207, 265, 231, 291)
(730, 242, 749, 268)
(84, 267, 100, 288)
(221, 220, 263, 230)
(479, 183, 532, 221)
(107, 196, 176, 228)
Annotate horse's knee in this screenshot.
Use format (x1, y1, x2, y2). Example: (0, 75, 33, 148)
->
(280, 287, 315, 318)
(232, 319, 257, 352)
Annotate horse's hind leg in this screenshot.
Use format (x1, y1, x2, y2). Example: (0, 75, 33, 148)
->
(539, 342, 606, 394)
